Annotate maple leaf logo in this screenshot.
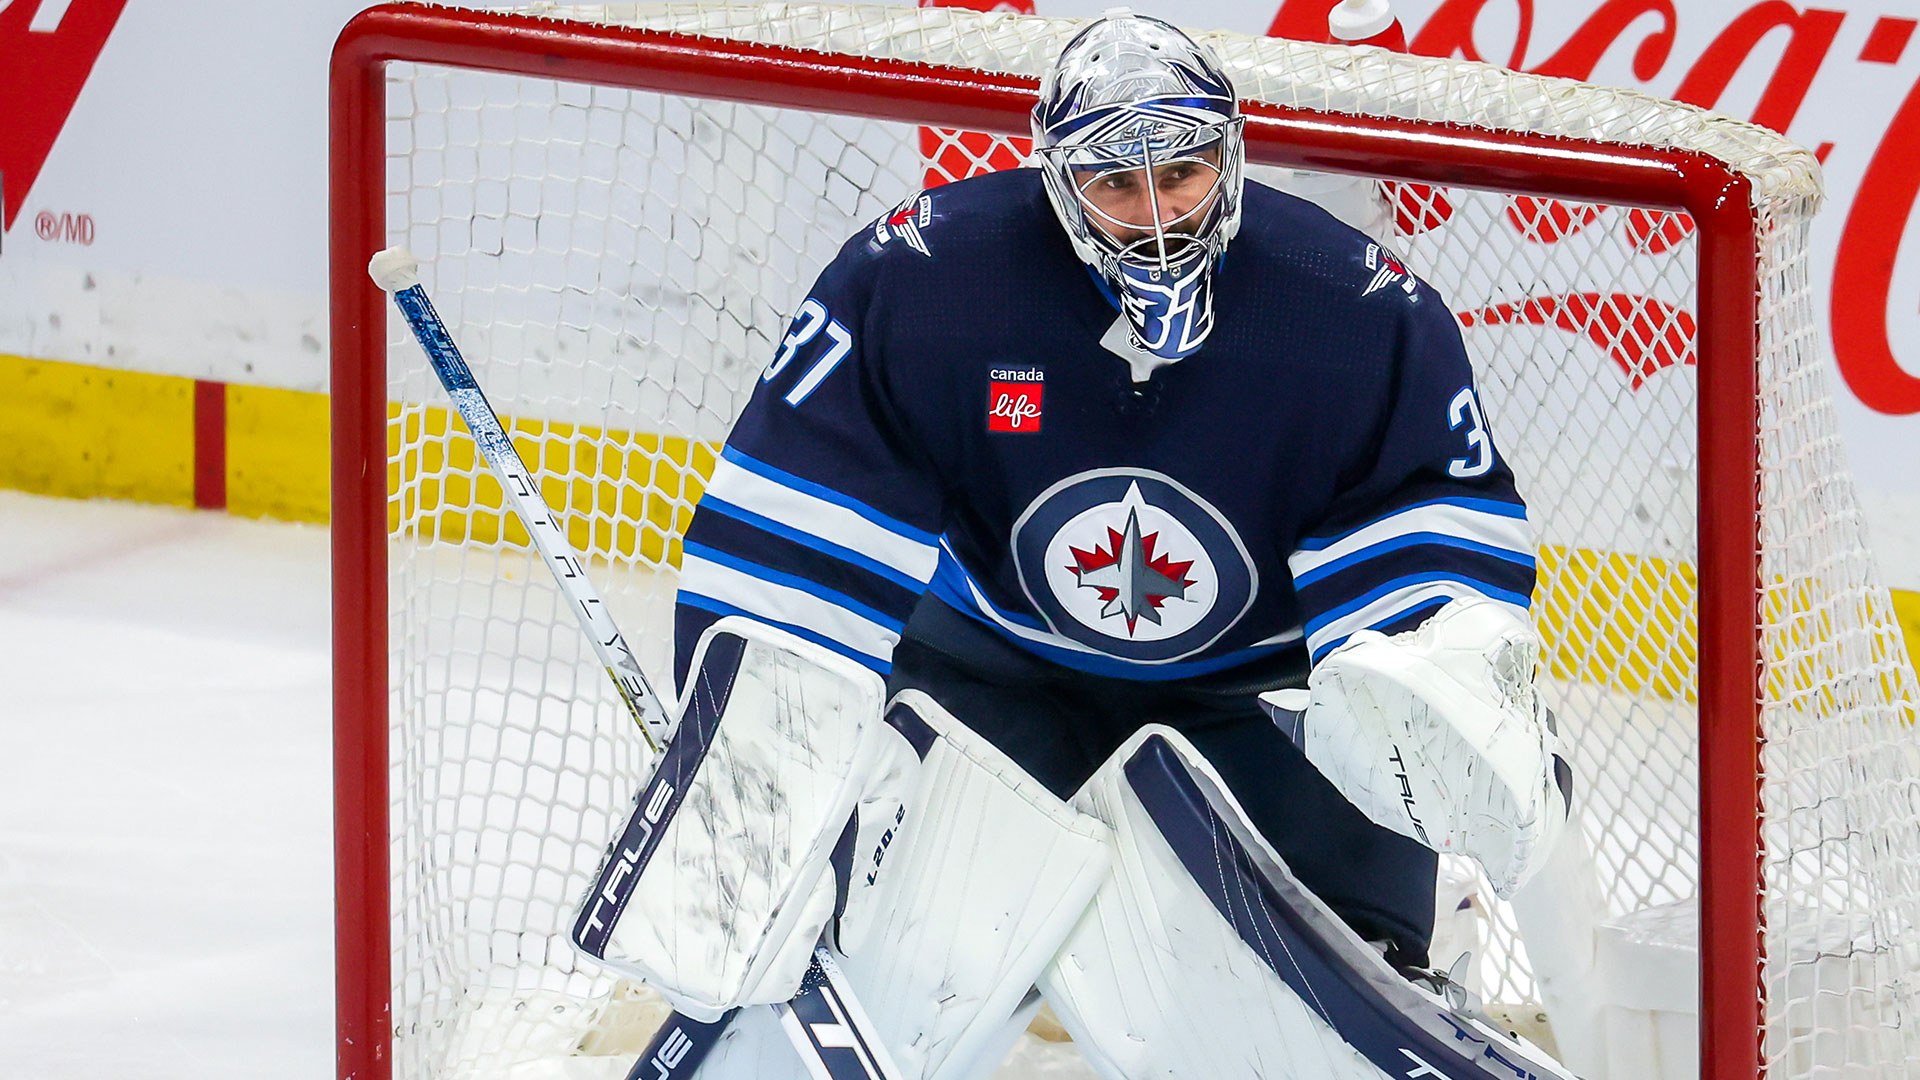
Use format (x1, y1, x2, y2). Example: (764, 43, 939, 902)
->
(1067, 506, 1196, 633)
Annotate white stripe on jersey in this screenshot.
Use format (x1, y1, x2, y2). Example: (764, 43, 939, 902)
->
(704, 455, 940, 584)
(1251, 624, 1305, 647)
(1306, 582, 1528, 659)
(679, 551, 902, 667)
(1288, 500, 1533, 582)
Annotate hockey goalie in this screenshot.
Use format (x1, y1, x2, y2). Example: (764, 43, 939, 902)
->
(572, 11, 1575, 1080)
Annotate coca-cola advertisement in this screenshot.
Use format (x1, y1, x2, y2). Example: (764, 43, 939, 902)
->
(1266, 0, 1920, 445)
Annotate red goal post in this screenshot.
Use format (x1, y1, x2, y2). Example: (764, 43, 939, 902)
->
(329, 5, 1918, 1080)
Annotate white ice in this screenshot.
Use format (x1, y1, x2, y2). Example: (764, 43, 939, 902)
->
(0, 491, 334, 1078)
(0, 490, 1095, 1079)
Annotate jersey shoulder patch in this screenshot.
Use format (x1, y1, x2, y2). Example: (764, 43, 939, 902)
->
(1359, 242, 1420, 302)
(869, 189, 936, 257)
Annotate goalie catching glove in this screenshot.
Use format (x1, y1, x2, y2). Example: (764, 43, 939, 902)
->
(1261, 598, 1572, 897)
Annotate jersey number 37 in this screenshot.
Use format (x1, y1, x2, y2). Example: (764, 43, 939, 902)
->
(763, 298, 854, 407)
(1447, 387, 1494, 479)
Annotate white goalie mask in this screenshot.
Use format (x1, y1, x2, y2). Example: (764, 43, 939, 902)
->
(1032, 11, 1245, 362)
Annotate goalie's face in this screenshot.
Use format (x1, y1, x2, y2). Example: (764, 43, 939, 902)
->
(1072, 145, 1225, 264)
(1030, 12, 1244, 361)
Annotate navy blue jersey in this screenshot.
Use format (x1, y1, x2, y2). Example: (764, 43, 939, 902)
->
(672, 169, 1534, 688)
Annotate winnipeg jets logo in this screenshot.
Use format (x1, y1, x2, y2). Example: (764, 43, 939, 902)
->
(1069, 502, 1195, 633)
(1013, 470, 1257, 663)
(873, 192, 934, 257)
(1362, 243, 1419, 299)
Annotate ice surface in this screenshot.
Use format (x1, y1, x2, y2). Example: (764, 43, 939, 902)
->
(0, 491, 1096, 1079)
(0, 491, 334, 1078)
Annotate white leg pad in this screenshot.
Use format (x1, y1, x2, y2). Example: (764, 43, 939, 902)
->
(1039, 725, 1384, 1080)
(573, 616, 909, 1022)
(696, 691, 1112, 1080)
(1039, 725, 1575, 1080)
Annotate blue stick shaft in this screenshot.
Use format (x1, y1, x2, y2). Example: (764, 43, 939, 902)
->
(387, 282, 672, 750)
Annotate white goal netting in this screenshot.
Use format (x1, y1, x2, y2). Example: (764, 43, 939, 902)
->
(349, 5, 1920, 1079)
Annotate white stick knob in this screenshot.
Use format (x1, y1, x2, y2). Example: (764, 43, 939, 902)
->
(367, 247, 422, 293)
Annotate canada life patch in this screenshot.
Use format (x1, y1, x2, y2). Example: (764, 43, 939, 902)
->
(1362, 243, 1419, 300)
(1011, 469, 1258, 663)
(987, 366, 1044, 433)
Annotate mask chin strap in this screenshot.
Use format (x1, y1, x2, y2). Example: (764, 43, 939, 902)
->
(1113, 254, 1216, 362)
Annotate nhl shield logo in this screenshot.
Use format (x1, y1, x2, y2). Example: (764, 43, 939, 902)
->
(1012, 469, 1257, 663)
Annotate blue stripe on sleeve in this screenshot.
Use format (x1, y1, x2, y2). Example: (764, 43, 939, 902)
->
(688, 509, 921, 625)
(681, 541, 907, 634)
(696, 494, 927, 593)
(1292, 532, 1536, 588)
(1303, 572, 1533, 641)
(1295, 546, 1535, 620)
(720, 446, 940, 547)
(1294, 495, 1528, 552)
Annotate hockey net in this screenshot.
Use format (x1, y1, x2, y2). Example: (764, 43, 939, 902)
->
(330, 5, 1920, 1080)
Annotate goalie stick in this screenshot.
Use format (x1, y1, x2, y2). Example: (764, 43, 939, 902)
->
(369, 248, 905, 1080)
(367, 248, 671, 752)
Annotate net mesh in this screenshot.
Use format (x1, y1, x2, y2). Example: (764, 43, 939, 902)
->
(362, 4, 1920, 1078)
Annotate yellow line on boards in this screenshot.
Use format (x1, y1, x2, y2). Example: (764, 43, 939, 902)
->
(0, 353, 195, 506)
(1536, 546, 1920, 709)
(228, 382, 330, 522)
(0, 353, 1915, 704)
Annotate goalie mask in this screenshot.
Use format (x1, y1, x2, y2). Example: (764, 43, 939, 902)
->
(1033, 11, 1244, 363)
